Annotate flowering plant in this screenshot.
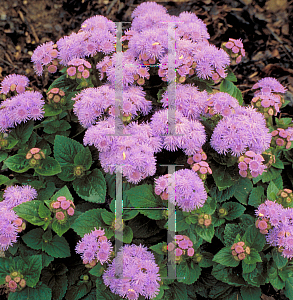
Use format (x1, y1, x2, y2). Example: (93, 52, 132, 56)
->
(0, 2, 293, 300)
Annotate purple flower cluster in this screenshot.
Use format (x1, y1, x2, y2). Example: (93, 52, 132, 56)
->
(211, 106, 271, 156)
(238, 150, 267, 178)
(66, 58, 91, 79)
(83, 118, 161, 184)
(204, 92, 239, 117)
(31, 41, 59, 75)
(252, 77, 287, 95)
(255, 200, 293, 258)
(50, 196, 75, 223)
(0, 91, 45, 132)
(154, 169, 207, 212)
(160, 83, 209, 120)
(150, 109, 206, 155)
(56, 16, 116, 65)
(96, 52, 150, 86)
(271, 128, 292, 150)
(0, 185, 37, 251)
(222, 38, 245, 64)
(75, 227, 113, 267)
(0, 74, 29, 95)
(167, 234, 195, 262)
(187, 149, 212, 180)
(103, 244, 161, 300)
(73, 85, 151, 128)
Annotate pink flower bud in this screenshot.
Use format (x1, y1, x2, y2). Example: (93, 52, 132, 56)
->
(57, 196, 66, 202)
(67, 67, 76, 76)
(61, 200, 70, 210)
(56, 211, 65, 220)
(67, 207, 75, 216)
(175, 248, 183, 256)
(8, 280, 17, 290)
(30, 148, 40, 154)
(52, 201, 60, 209)
(187, 248, 194, 257)
(167, 243, 175, 251)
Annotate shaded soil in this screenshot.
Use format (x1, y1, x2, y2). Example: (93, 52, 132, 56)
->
(0, 0, 293, 299)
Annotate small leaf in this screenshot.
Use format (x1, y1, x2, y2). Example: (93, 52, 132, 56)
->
(272, 248, 288, 269)
(242, 225, 266, 251)
(101, 211, 115, 225)
(35, 157, 61, 176)
(233, 177, 253, 205)
(13, 201, 45, 226)
(8, 283, 52, 300)
(248, 186, 265, 207)
(5, 154, 30, 173)
(222, 202, 246, 221)
(177, 262, 201, 285)
(42, 235, 71, 258)
(243, 248, 262, 264)
(267, 181, 279, 201)
(74, 147, 92, 170)
(9, 120, 34, 145)
(213, 247, 240, 267)
(220, 79, 243, 105)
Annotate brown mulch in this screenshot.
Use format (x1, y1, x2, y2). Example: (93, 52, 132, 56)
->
(0, 0, 293, 299)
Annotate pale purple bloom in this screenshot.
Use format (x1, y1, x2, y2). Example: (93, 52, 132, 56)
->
(206, 92, 239, 117)
(0, 74, 29, 94)
(253, 77, 287, 95)
(103, 244, 160, 300)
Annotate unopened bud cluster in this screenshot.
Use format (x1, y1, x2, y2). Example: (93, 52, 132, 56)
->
(231, 241, 250, 261)
(251, 94, 284, 117)
(187, 149, 212, 180)
(47, 87, 66, 107)
(26, 148, 45, 167)
(276, 188, 293, 208)
(197, 213, 212, 227)
(50, 196, 75, 223)
(13, 217, 26, 233)
(165, 235, 195, 263)
(218, 207, 228, 218)
(238, 150, 266, 178)
(271, 128, 292, 150)
(222, 38, 245, 65)
(5, 271, 26, 292)
(74, 165, 85, 177)
(255, 218, 271, 234)
(66, 58, 91, 79)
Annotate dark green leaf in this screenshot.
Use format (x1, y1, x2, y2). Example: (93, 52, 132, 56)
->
(5, 154, 30, 173)
(267, 181, 279, 201)
(244, 249, 262, 264)
(22, 228, 43, 250)
(220, 79, 243, 105)
(195, 225, 214, 243)
(242, 225, 266, 251)
(177, 262, 201, 284)
(285, 277, 293, 299)
(44, 104, 63, 117)
(272, 248, 288, 269)
(240, 286, 261, 300)
(233, 177, 253, 205)
(9, 120, 34, 145)
(8, 283, 52, 300)
(222, 202, 246, 220)
(242, 261, 256, 274)
(213, 247, 240, 267)
(42, 235, 71, 258)
(35, 157, 61, 176)
(74, 147, 92, 170)
(13, 201, 45, 226)
(22, 255, 42, 288)
(248, 186, 265, 207)
(212, 165, 235, 191)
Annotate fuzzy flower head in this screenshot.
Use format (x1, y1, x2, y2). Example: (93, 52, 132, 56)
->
(150, 109, 206, 156)
(166, 235, 195, 262)
(270, 128, 292, 150)
(76, 227, 112, 266)
(210, 106, 272, 156)
(238, 150, 267, 179)
(222, 38, 245, 65)
(252, 77, 287, 95)
(155, 169, 207, 212)
(251, 93, 283, 117)
(255, 200, 284, 228)
(66, 58, 91, 79)
(0, 74, 30, 95)
(103, 244, 160, 300)
(31, 41, 59, 76)
(231, 241, 250, 260)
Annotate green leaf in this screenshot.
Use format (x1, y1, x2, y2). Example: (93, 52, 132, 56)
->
(74, 147, 92, 170)
(210, 185, 236, 203)
(225, 69, 237, 82)
(9, 120, 34, 145)
(212, 165, 235, 191)
(195, 225, 214, 243)
(267, 181, 279, 201)
(22, 228, 43, 250)
(101, 211, 115, 225)
(222, 202, 246, 221)
(212, 264, 246, 286)
(171, 282, 188, 300)
(224, 224, 246, 247)
(42, 235, 71, 258)
(122, 225, 133, 243)
(285, 277, 293, 300)
(242, 225, 266, 251)
(177, 262, 201, 284)
(5, 154, 31, 173)
(233, 177, 253, 205)
(0, 257, 13, 284)
(165, 210, 189, 232)
(248, 186, 265, 207)
(0, 152, 8, 163)
(253, 167, 282, 184)
(273, 176, 283, 190)
(51, 185, 74, 201)
(43, 120, 71, 134)
(0, 174, 10, 185)
(52, 218, 71, 237)
(244, 248, 262, 264)
(73, 169, 106, 203)
(150, 243, 166, 255)
(54, 135, 84, 166)
(220, 79, 243, 105)
(38, 202, 51, 218)
(38, 182, 56, 201)
(44, 104, 62, 117)
(242, 261, 256, 274)
(213, 247, 240, 267)
(13, 201, 45, 226)
(35, 157, 61, 176)
(57, 165, 76, 181)
(22, 255, 42, 288)
(272, 248, 288, 269)
(89, 263, 104, 278)
(65, 281, 92, 300)
(272, 158, 284, 169)
(8, 283, 52, 300)
(71, 208, 106, 237)
(240, 286, 261, 300)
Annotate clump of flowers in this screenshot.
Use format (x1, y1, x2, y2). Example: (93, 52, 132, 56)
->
(50, 196, 75, 223)
(103, 244, 160, 300)
(276, 188, 293, 208)
(26, 147, 46, 167)
(197, 213, 212, 228)
(31, 41, 59, 76)
(231, 241, 250, 261)
(270, 128, 292, 150)
(222, 38, 245, 65)
(75, 227, 112, 268)
(0, 74, 30, 96)
(154, 169, 207, 212)
(0, 91, 45, 132)
(46, 87, 66, 107)
(187, 149, 212, 180)
(237, 150, 267, 178)
(4, 271, 26, 292)
(66, 58, 91, 79)
(166, 235, 195, 263)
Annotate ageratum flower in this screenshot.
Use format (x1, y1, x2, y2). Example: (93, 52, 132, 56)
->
(103, 244, 160, 300)
(0, 74, 29, 94)
(210, 106, 271, 156)
(0, 91, 45, 132)
(252, 77, 287, 95)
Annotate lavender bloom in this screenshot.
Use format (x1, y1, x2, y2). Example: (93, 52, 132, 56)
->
(150, 109, 206, 155)
(103, 244, 161, 300)
(210, 106, 271, 156)
(252, 77, 287, 95)
(0, 74, 30, 95)
(83, 118, 162, 184)
(31, 41, 59, 76)
(75, 227, 112, 265)
(0, 91, 45, 132)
